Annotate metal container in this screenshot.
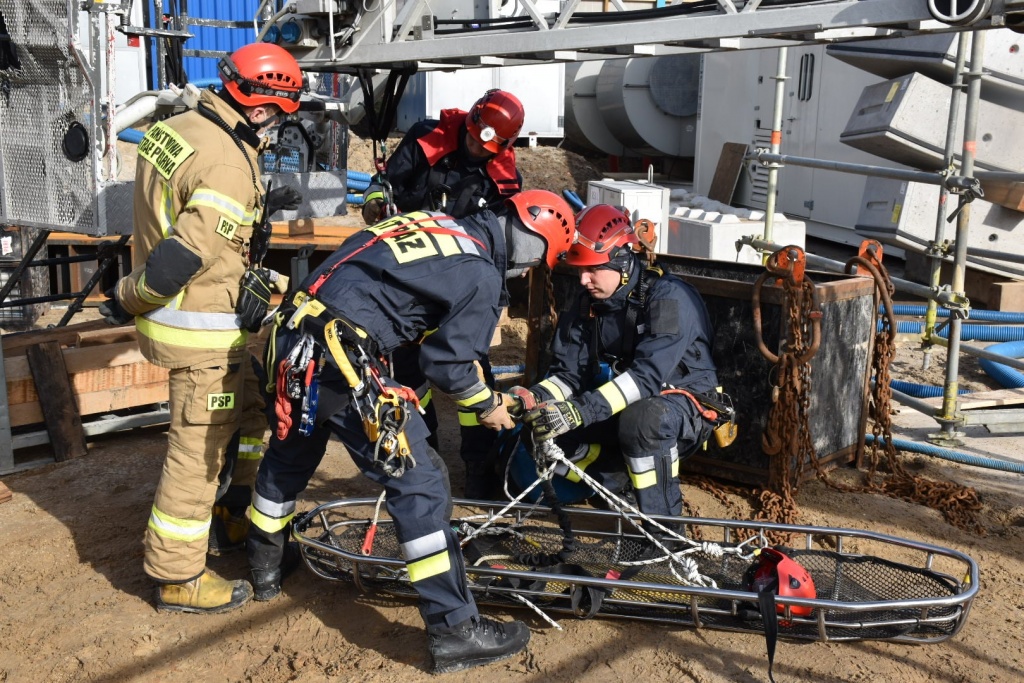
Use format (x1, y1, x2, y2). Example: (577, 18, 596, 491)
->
(552, 255, 875, 487)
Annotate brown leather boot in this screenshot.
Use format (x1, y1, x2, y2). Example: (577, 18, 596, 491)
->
(208, 505, 250, 556)
(155, 571, 253, 614)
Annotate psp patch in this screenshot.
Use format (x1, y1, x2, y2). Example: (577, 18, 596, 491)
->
(207, 392, 236, 411)
(215, 216, 238, 240)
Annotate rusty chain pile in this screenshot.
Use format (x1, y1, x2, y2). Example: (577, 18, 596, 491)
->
(842, 250, 985, 535)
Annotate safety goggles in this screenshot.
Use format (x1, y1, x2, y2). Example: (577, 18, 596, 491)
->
(218, 56, 305, 103)
(572, 222, 635, 254)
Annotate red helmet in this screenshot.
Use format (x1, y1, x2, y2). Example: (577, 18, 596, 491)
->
(749, 548, 816, 620)
(506, 190, 576, 269)
(466, 89, 525, 154)
(565, 204, 638, 267)
(219, 43, 305, 114)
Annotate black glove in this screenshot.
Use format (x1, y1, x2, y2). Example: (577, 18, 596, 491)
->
(360, 197, 385, 225)
(236, 268, 274, 333)
(97, 287, 133, 326)
(265, 185, 303, 217)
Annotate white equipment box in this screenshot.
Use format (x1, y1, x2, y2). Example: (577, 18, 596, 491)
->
(666, 208, 806, 265)
(587, 179, 671, 253)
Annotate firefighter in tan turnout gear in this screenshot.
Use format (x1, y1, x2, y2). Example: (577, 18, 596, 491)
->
(99, 42, 306, 613)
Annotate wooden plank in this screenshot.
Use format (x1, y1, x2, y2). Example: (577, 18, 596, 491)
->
(1, 320, 112, 356)
(26, 342, 88, 461)
(918, 387, 1024, 411)
(0, 480, 11, 505)
(5, 341, 156, 383)
(978, 176, 1024, 212)
(9, 381, 169, 428)
(75, 327, 139, 347)
(707, 142, 748, 204)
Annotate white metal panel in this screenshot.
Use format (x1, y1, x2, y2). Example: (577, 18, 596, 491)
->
(694, 51, 760, 196)
(586, 179, 671, 249)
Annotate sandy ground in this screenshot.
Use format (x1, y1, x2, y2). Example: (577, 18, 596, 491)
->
(1, 316, 1023, 683)
(1, 141, 1022, 682)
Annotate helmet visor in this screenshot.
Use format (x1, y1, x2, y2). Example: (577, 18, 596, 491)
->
(573, 222, 635, 255)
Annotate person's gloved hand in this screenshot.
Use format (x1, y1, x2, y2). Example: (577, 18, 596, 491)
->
(524, 400, 583, 442)
(505, 386, 538, 420)
(361, 197, 385, 225)
(236, 268, 275, 332)
(97, 287, 133, 325)
(265, 186, 303, 217)
(478, 392, 514, 431)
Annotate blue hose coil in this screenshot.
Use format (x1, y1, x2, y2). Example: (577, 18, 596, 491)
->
(892, 320, 1024, 342)
(977, 340, 1024, 389)
(891, 304, 1024, 324)
(865, 434, 1024, 474)
(889, 379, 969, 398)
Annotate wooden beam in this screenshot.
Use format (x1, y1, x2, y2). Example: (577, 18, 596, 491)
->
(26, 341, 88, 461)
(1, 320, 113, 356)
(0, 481, 11, 504)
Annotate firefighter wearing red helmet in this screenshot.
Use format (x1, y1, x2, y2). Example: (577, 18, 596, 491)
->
(98, 42, 307, 614)
(360, 88, 527, 499)
(246, 191, 573, 672)
(511, 204, 722, 525)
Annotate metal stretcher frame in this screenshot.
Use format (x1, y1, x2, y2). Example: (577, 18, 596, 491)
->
(293, 497, 979, 644)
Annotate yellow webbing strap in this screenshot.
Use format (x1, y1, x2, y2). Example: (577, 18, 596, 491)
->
(323, 319, 363, 389)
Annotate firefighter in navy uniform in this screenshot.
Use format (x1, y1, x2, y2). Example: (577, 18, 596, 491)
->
(98, 43, 306, 613)
(512, 204, 722, 523)
(361, 89, 527, 499)
(247, 191, 574, 673)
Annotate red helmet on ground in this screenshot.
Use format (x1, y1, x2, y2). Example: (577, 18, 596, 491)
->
(506, 190, 576, 269)
(218, 43, 305, 114)
(749, 547, 816, 619)
(565, 204, 638, 267)
(466, 89, 525, 154)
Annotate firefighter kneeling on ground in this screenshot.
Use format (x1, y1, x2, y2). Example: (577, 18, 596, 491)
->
(508, 204, 729, 532)
(246, 191, 575, 673)
(99, 42, 306, 614)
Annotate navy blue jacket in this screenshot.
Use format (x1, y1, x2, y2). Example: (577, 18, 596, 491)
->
(301, 210, 507, 412)
(534, 265, 719, 426)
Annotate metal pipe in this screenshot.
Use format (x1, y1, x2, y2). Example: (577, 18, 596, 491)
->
(155, 0, 166, 89)
(750, 151, 972, 188)
(739, 236, 964, 308)
(923, 32, 969, 372)
(930, 335, 1024, 375)
(938, 31, 986, 443)
(762, 47, 788, 250)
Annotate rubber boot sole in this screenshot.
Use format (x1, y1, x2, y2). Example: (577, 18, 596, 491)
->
(154, 584, 253, 615)
(432, 647, 524, 675)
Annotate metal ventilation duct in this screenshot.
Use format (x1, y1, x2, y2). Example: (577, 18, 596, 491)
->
(563, 61, 626, 156)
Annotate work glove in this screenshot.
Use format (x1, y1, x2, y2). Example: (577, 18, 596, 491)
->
(524, 400, 584, 442)
(265, 185, 303, 217)
(236, 268, 275, 333)
(505, 386, 538, 420)
(97, 287, 133, 326)
(478, 392, 514, 431)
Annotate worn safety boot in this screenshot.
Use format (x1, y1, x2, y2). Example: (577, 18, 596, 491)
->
(155, 571, 253, 614)
(428, 616, 530, 674)
(250, 542, 302, 602)
(208, 505, 250, 556)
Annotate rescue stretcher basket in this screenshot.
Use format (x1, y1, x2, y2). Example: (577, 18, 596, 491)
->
(292, 498, 978, 643)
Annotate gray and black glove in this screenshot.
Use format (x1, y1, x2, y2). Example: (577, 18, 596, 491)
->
(236, 268, 275, 332)
(523, 400, 584, 442)
(97, 287, 133, 326)
(265, 185, 303, 217)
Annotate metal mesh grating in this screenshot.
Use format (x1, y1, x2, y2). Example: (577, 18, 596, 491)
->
(0, 1, 97, 232)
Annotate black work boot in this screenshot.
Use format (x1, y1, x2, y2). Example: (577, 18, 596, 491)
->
(428, 616, 530, 674)
(250, 542, 302, 601)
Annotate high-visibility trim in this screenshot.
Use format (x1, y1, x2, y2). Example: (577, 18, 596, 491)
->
(136, 316, 247, 349)
(186, 188, 248, 224)
(364, 189, 385, 203)
(538, 376, 572, 402)
(136, 273, 175, 306)
(250, 507, 294, 533)
(629, 469, 658, 490)
(564, 443, 601, 483)
(160, 182, 175, 237)
(238, 436, 263, 460)
(452, 384, 491, 409)
(147, 505, 211, 542)
(145, 307, 242, 330)
(458, 410, 480, 427)
(401, 529, 447, 560)
(252, 492, 295, 519)
(406, 550, 451, 582)
(627, 455, 658, 490)
(596, 372, 642, 415)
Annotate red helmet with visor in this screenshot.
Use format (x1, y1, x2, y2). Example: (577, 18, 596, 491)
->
(565, 204, 638, 267)
(506, 190, 576, 269)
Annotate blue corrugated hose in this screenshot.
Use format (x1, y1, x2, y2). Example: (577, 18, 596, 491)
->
(865, 434, 1024, 474)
